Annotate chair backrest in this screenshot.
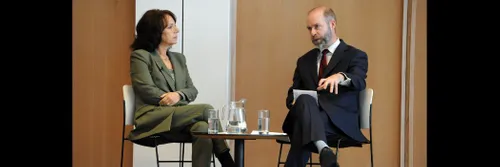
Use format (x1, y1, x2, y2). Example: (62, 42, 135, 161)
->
(359, 88, 374, 129)
(122, 85, 135, 126)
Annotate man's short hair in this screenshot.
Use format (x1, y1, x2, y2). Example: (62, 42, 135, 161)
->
(323, 8, 336, 23)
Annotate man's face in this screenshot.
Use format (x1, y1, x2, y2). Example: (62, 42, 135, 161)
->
(307, 11, 333, 48)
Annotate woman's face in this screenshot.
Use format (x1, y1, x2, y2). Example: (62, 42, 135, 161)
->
(161, 14, 179, 46)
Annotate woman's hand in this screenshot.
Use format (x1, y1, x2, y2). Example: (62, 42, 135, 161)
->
(159, 92, 181, 106)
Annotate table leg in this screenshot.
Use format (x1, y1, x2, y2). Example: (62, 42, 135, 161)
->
(234, 139, 244, 167)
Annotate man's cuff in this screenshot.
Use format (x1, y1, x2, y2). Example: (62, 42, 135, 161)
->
(338, 72, 352, 86)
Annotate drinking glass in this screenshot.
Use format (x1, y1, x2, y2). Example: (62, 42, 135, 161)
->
(257, 109, 270, 134)
(207, 109, 219, 134)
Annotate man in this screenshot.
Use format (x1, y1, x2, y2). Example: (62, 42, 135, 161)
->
(282, 6, 369, 167)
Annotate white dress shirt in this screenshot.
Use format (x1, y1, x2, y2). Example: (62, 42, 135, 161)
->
(317, 38, 351, 86)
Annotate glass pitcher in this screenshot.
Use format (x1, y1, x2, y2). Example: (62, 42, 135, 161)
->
(220, 98, 248, 133)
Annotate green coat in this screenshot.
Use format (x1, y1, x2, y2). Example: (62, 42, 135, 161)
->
(127, 49, 200, 144)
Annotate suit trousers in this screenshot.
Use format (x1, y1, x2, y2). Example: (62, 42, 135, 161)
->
(284, 95, 343, 167)
(160, 104, 229, 167)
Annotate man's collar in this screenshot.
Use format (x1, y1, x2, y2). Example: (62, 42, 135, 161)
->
(318, 38, 340, 54)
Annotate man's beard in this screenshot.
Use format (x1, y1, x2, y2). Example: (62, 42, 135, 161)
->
(312, 27, 333, 48)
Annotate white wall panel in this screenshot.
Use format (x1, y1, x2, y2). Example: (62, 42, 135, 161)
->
(183, 0, 232, 112)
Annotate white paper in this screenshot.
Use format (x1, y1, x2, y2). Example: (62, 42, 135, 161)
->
(293, 89, 318, 105)
(250, 130, 287, 136)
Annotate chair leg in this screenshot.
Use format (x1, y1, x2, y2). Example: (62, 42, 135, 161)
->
(370, 106, 374, 167)
(370, 141, 374, 167)
(335, 138, 342, 160)
(175, 143, 180, 167)
(277, 143, 283, 167)
(154, 140, 160, 167)
(180, 143, 185, 167)
(120, 139, 125, 167)
(183, 142, 187, 167)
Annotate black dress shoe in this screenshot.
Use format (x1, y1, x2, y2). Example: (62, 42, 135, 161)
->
(215, 150, 236, 167)
(319, 147, 339, 167)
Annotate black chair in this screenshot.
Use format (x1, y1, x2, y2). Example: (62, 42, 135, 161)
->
(276, 88, 374, 167)
(120, 84, 216, 167)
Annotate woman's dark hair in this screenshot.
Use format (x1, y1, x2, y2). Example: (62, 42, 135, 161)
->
(130, 9, 177, 52)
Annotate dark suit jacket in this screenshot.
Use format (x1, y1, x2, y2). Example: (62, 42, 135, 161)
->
(282, 39, 369, 145)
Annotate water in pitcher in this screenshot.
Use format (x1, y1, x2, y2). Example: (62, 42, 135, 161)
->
(220, 99, 248, 134)
(226, 120, 241, 133)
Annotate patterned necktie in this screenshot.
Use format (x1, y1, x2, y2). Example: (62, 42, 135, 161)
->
(318, 49, 329, 81)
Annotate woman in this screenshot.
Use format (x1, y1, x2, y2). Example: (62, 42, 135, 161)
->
(127, 9, 235, 167)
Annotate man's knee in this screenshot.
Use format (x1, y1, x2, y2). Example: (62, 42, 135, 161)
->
(290, 94, 317, 120)
(295, 94, 316, 105)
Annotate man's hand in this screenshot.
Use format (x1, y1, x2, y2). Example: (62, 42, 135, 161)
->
(159, 92, 181, 106)
(317, 73, 345, 94)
